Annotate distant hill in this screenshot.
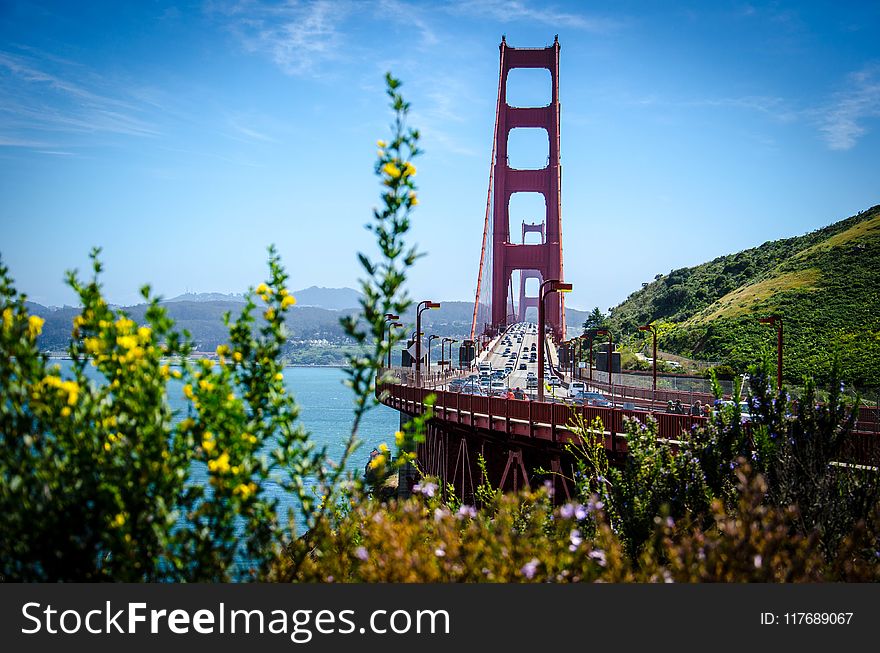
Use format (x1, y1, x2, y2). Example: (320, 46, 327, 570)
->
(31, 293, 587, 355)
(165, 292, 247, 303)
(604, 205, 880, 385)
(291, 286, 363, 310)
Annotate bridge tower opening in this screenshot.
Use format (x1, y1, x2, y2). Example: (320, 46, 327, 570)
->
(517, 220, 545, 322)
(471, 35, 566, 340)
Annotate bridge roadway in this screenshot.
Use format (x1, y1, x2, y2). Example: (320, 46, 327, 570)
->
(381, 322, 879, 479)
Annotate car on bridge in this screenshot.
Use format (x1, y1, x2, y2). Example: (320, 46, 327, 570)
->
(569, 381, 586, 397)
(526, 378, 538, 390)
(572, 391, 611, 407)
(489, 380, 508, 396)
(519, 363, 527, 370)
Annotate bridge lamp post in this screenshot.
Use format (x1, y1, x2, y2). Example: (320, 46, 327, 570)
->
(639, 324, 658, 410)
(442, 337, 457, 371)
(387, 322, 403, 368)
(383, 314, 400, 368)
(594, 328, 612, 406)
(415, 301, 440, 386)
(427, 335, 439, 379)
(585, 331, 595, 382)
(758, 315, 783, 391)
(538, 280, 572, 402)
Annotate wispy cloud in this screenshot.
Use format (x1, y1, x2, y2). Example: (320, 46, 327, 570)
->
(211, 0, 351, 77)
(0, 49, 159, 149)
(448, 0, 622, 33)
(818, 64, 880, 151)
(412, 75, 481, 157)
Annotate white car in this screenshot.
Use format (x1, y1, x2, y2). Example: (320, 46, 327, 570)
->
(569, 381, 586, 397)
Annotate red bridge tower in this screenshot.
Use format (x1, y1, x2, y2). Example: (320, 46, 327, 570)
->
(472, 36, 566, 340)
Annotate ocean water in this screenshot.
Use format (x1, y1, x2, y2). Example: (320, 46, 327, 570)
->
(56, 361, 400, 526)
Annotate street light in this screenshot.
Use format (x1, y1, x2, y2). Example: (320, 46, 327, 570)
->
(538, 279, 572, 401)
(442, 337, 457, 370)
(387, 322, 403, 368)
(427, 335, 439, 378)
(383, 314, 400, 369)
(585, 331, 596, 382)
(594, 328, 612, 406)
(758, 315, 783, 391)
(415, 301, 441, 385)
(639, 324, 658, 410)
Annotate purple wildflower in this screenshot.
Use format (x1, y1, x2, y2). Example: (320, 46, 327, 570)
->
(588, 549, 607, 567)
(754, 554, 763, 569)
(413, 481, 438, 497)
(458, 504, 477, 519)
(354, 546, 368, 561)
(587, 497, 605, 512)
(521, 558, 539, 580)
(569, 528, 583, 552)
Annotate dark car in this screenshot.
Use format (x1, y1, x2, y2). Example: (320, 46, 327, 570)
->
(518, 363, 527, 370)
(573, 391, 611, 407)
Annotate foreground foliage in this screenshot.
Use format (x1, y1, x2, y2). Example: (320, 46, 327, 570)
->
(2, 72, 877, 583)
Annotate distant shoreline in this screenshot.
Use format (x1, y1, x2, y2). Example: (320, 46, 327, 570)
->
(44, 354, 350, 369)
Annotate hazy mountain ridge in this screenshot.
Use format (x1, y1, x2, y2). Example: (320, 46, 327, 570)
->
(605, 205, 880, 384)
(31, 295, 588, 355)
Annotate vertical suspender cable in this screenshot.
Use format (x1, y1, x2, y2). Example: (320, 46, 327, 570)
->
(471, 43, 505, 341)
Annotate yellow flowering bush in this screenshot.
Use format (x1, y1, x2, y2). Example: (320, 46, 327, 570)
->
(0, 247, 324, 581)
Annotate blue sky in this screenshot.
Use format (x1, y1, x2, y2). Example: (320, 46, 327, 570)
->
(1, 1, 878, 312)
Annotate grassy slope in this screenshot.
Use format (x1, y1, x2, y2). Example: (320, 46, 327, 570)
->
(605, 205, 880, 385)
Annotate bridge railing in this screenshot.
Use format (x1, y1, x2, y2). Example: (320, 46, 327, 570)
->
(376, 380, 879, 465)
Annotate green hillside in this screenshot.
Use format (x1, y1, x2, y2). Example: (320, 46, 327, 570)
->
(605, 205, 880, 386)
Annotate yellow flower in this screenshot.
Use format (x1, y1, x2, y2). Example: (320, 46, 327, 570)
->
(115, 317, 135, 334)
(377, 139, 387, 148)
(171, 368, 182, 379)
(208, 452, 231, 474)
(198, 379, 214, 392)
(216, 344, 229, 357)
(255, 283, 271, 296)
(104, 441, 112, 452)
(137, 326, 152, 342)
(227, 392, 235, 402)
(403, 162, 416, 177)
(2, 307, 13, 330)
(395, 430, 405, 446)
(234, 482, 258, 500)
(116, 335, 137, 350)
(60, 380, 79, 405)
(183, 384, 194, 400)
(112, 513, 126, 528)
(264, 307, 275, 321)
(61, 406, 71, 417)
(378, 442, 390, 454)
(274, 372, 284, 382)
(160, 364, 171, 378)
(202, 438, 216, 454)
(233, 351, 243, 363)
(382, 162, 401, 178)
(72, 315, 85, 329)
(408, 191, 418, 206)
(28, 315, 45, 338)
(42, 374, 62, 389)
(368, 454, 386, 470)
(281, 295, 296, 309)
